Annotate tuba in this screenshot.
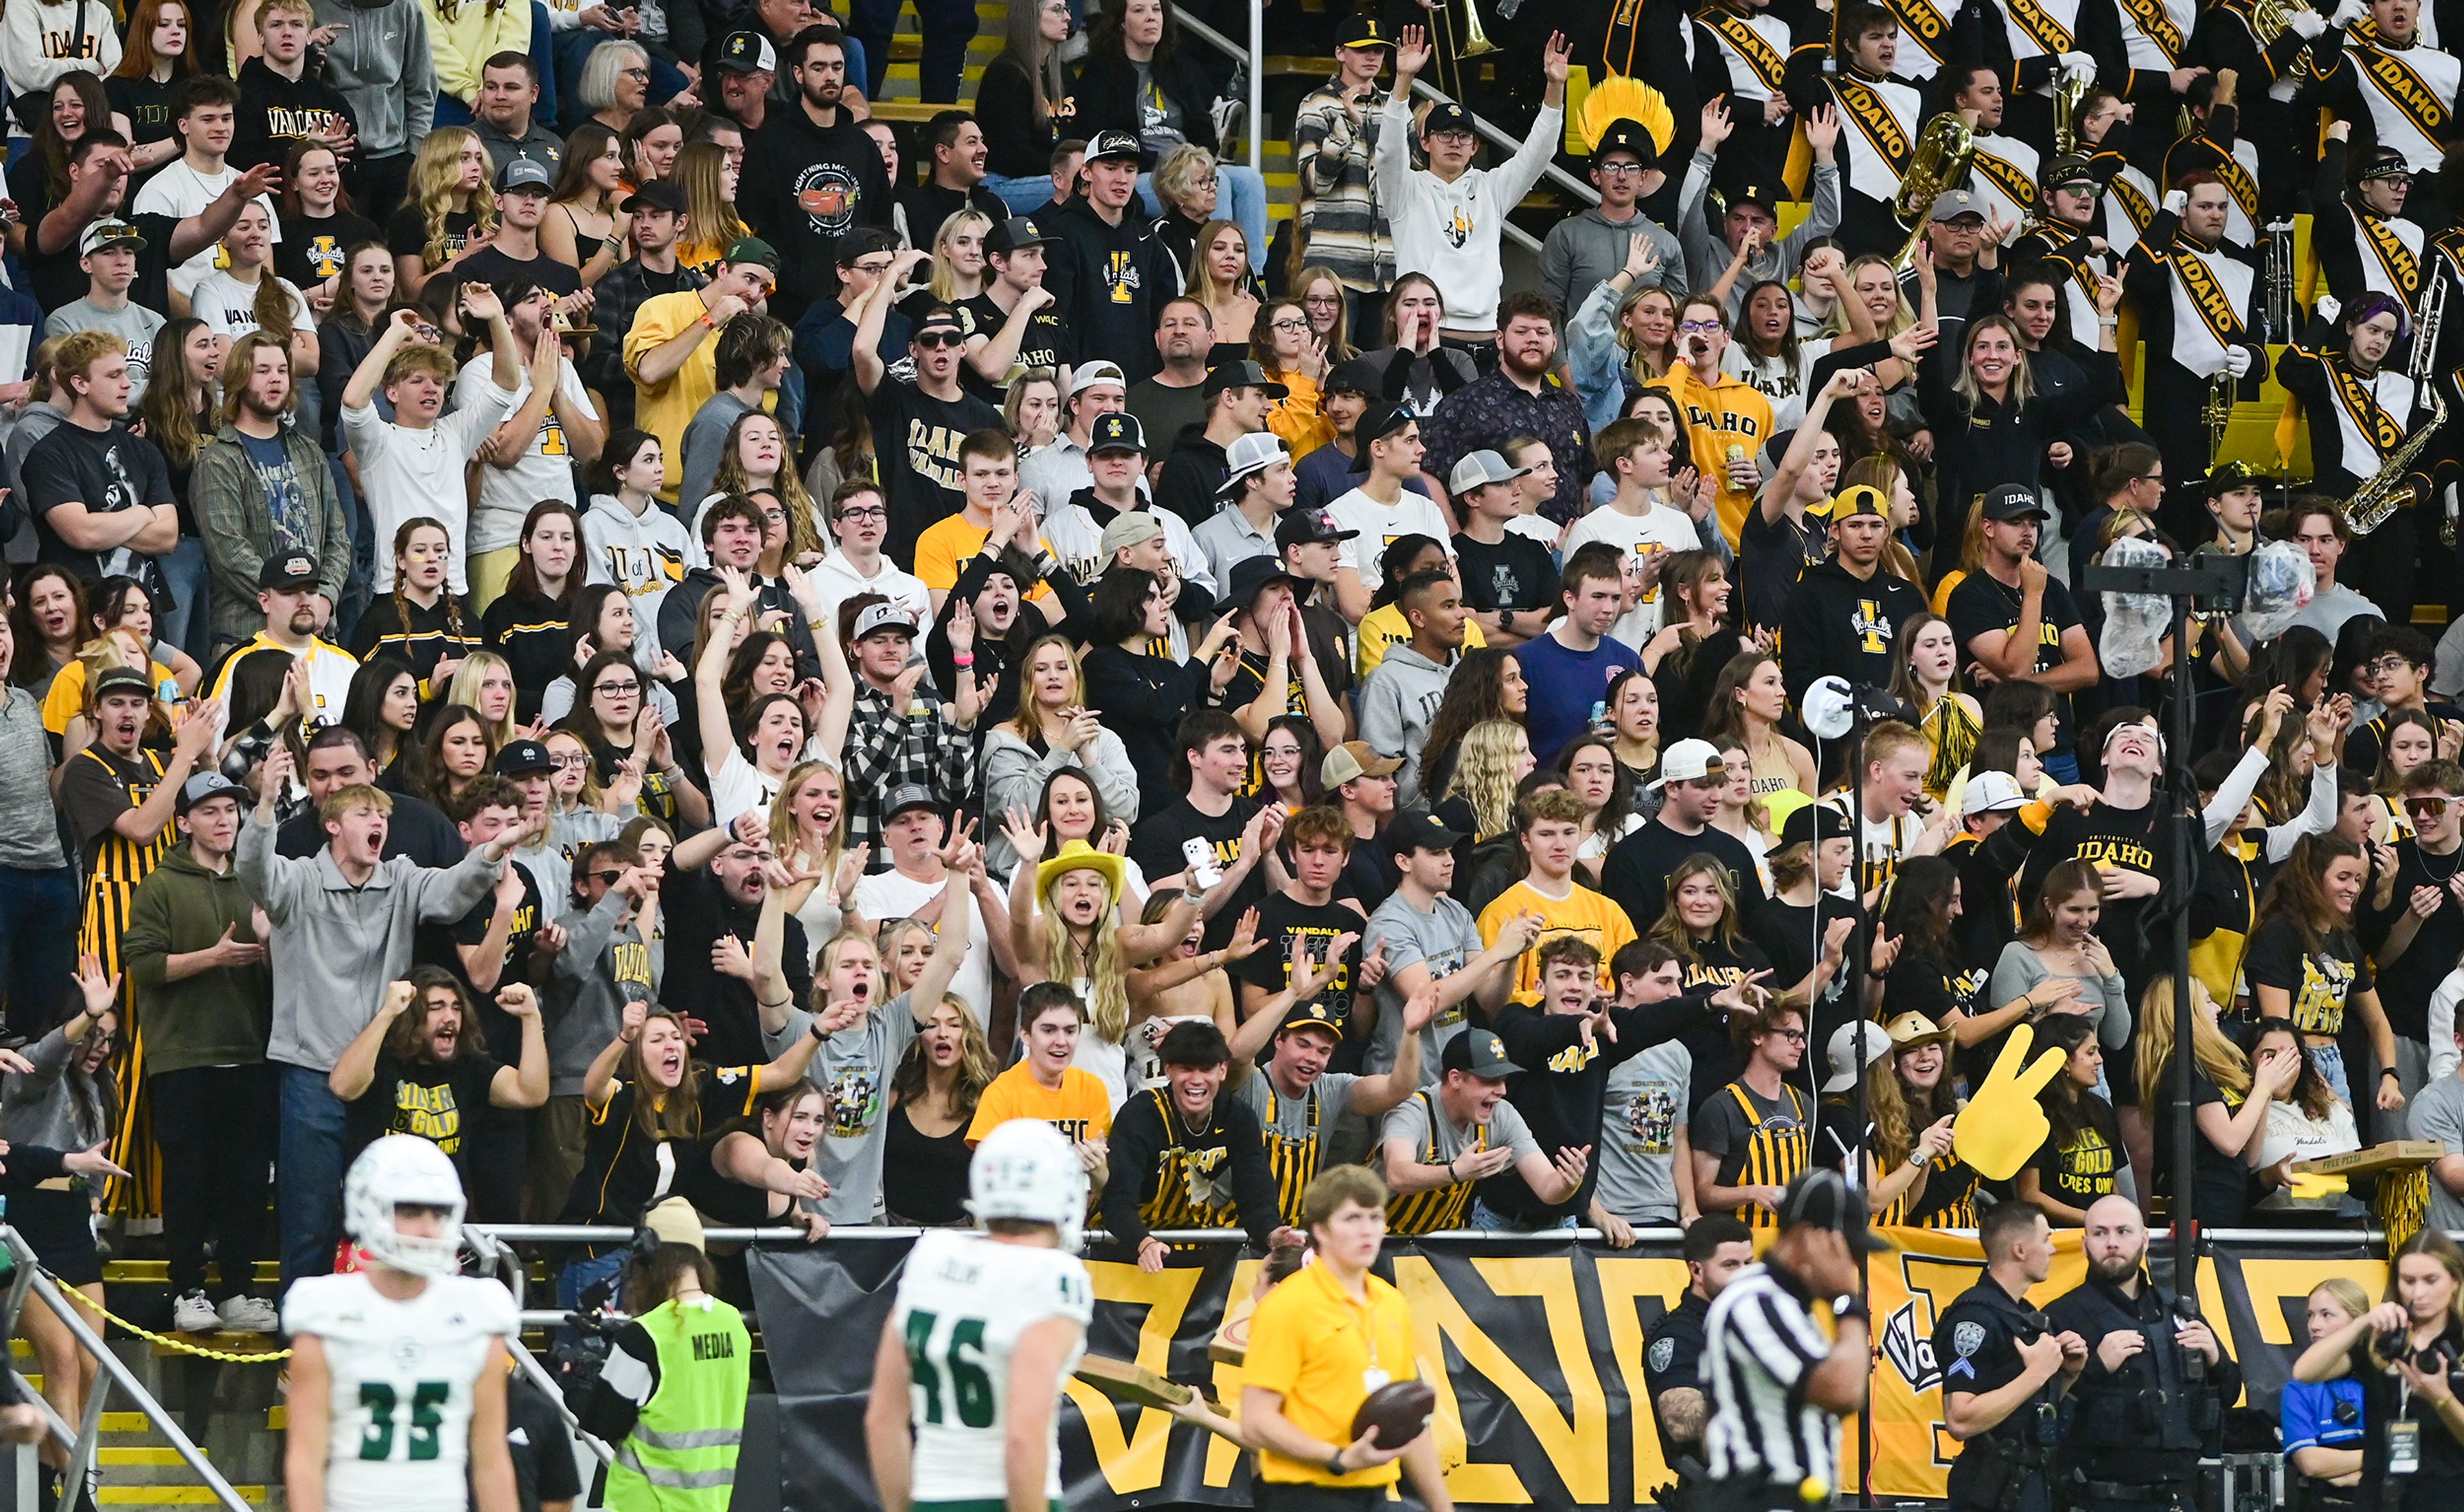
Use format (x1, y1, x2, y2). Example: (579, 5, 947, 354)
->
(1890, 112, 1976, 271)
(2250, 0, 2323, 81)
(2343, 391, 2449, 535)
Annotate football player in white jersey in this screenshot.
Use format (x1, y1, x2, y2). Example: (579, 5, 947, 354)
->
(283, 1135, 521, 1512)
(866, 1119, 1095, 1512)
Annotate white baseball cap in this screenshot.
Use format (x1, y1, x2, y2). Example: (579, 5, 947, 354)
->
(1962, 769, 2028, 816)
(1646, 738, 1729, 789)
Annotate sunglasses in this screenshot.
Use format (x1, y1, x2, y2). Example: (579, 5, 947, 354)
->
(587, 868, 626, 884)
(2408, 796, 2453, 816)
(914, 331, 963, 349)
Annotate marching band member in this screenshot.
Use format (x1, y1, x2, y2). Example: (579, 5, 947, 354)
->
(2121, 175, 2266, 495)
(1697, 0, 1831, 199)
(2160, 71, 2266, 248)
(2306, 0, 2463, 227)
(1956, 65, 2044, 228)
(2316, 123, 2429, 316)
(1993, 0, 2103, 154)
(2096, 0, 2214, 170)
(2188, 0, 2329, 216)
(2079, 88, 2165, 252)
(1797, 3, 1931, 258)
(2013, 152, 2121, 340)
(2277, 291, 2434, 617)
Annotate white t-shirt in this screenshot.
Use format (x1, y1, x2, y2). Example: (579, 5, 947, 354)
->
(456, 351, 597, 553)
(184, 270, 315, 351)
(706, 745, 786, 831)
(853, 867, 995, 1026)
(1559, 499, 1704, 647)
(131, 159, 282, 302)
(1326, 485, 1455, 591)
(807, 551, 931, 625)
(343, 382, 519, 596)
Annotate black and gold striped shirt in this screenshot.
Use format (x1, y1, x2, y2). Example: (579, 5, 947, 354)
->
(1097, 1087, 1285, 1249)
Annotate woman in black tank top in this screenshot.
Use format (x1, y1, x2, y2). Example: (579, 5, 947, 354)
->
(884, 998, 995, 1226)
(689, 1083, 829, 1236)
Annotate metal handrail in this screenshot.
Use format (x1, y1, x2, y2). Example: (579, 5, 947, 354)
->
(0, 1229, 250, 1512)
(1163, 10, 1264, 176)
(465, 1223, 2387, 1246)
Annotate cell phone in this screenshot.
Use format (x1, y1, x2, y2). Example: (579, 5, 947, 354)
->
(1182, 838, 1224, 891)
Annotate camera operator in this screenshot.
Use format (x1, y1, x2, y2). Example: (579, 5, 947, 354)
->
(1934, 1201, 2089, 1512)
(2294, 1232, 2464, 1512)
(2043, 1196, 2241, 1512)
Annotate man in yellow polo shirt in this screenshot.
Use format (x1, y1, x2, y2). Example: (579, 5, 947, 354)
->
(1240, 1165, 1455, 1512)
(622, 239, 781, 505)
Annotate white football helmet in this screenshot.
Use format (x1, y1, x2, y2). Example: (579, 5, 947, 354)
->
(966, 1120, 1090, 1253)
(343, 1135, 468, 1276)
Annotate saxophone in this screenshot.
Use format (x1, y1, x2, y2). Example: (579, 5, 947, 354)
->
(2344, 391, 2450, 535)
(1890, 113, 1976, 272)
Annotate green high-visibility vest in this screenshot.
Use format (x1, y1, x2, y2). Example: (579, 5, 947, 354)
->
(606, 1294, 753, 1512)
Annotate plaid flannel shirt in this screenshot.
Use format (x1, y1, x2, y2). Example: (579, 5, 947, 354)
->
(840, 683, 973, 859)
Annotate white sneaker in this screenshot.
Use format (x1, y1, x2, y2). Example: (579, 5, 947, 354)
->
(217, 1295, 280, 1334)
(171, 1291, 218, 1333)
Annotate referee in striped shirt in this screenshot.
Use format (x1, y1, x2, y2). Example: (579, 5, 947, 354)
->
(1702, 1169, 1883, 1512)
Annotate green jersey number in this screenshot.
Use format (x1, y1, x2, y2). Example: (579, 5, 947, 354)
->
(903, 1309, 995, 1429)
(357, 1380, 450, 1461)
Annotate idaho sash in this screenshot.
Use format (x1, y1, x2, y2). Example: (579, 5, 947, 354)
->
(1881, 0, 1952, 74)
(1700, 7, 1792, 98)
(2116, 0, 2191, 68)
(2167, 240, 2254, 377)
(1832, 73, 1922, 202)
(2357, 209, 2427, 305)
(2005, 0, 2081, 87)
(2103, 163, 2158, 256)
(2330, 361, 2413, 460)
(2352, 41, 2461, 170)
(1970, 134, 2041, 225)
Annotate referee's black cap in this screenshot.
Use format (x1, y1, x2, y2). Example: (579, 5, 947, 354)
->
(1776, 1169, 1893, 1252)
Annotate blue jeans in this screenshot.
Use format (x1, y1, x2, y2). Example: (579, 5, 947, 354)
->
(157, 535, 212, 662)
(982, 173, 1056, 214)
(848, 0, 975, 101)
(435, 93, 473, 127)
(0, 866, 78, 1041)
(1471, 1199, 1577, 1233)
(278, 1065, 349, 1289)
(529, 3, 560, 125)
(2313, 1040, 2350, 1108)
(1140, 166, 1271, 273)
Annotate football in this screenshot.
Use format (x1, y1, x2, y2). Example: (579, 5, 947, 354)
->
(1349, 1380, 1437, 1448)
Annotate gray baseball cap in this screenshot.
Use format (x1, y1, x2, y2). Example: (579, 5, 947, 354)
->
(1447, 449, 1532, 495)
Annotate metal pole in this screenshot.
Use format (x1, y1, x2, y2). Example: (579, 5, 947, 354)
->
(2168, 588, 2201, 1282)
(1247, 0, 1262, 175)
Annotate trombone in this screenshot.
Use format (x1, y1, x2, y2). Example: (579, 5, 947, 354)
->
(1432, 0, 1498, 105)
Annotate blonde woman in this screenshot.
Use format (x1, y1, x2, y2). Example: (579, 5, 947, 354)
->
(578, 39, 649, 135)
(1185, 218, 1260, 348)
(980, 634, 1140, 878)
(769, 759, 866, 960)
(1435, 718, 1535, 847)
(2292, 1227, 2464, 1507)
(388, 126, 497, 302)
(882, 999, 1000, 1224)
(2135, 973, 2297, 1226)
(445, 650, 522, 748)
(2281, 1278, 2371, 1503)
(1004, 368, 1062, 455)
(1568, 233, 1677, 431)
(1292, 264, 1358, 365)
(671, 141, 746, 278)
(906, 208, 991, 319)
(1000, 821, 1204, 1106)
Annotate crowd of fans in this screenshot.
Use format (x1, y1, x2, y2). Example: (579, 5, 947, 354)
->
(8, 0, 2464, 1491)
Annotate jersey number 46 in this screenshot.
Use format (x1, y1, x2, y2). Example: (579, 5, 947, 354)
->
(905, 1310, 995, 1429)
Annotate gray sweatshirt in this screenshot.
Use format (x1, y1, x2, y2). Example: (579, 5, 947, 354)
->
(1539, 205, 1687, 336)
(545, 889, 656, 1095)
(0, 1025, 107, 1153)
(1676, 153, 1842, 321)
(237, 813, 502, 1071)
(311, 0, 436, 160)
(1357, 643, 1457, 809)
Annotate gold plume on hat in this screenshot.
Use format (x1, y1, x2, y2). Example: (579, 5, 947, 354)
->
(1580, 74, 1674, 159)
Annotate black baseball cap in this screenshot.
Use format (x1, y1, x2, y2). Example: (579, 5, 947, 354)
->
(2204, 460, 2261, 496)
(715, 30, 778, 71)
(495, 740, 554, 777)
(620, 181, 686, 216)
(1776, 1167, 1894, 1252)
(90, 666, 153, 702)
(1228, 554, 1307, 611)
(1442, 1027, 1521, 1079)
(1979, 483, 2050, 523)
(1593, 117, 1656, 168)
(1422, 101, 1474, 138)
(1324, 357, 1382, 397)
(1777, 802, 1852, 848)
(1204, 359, 1289, 399)
(1729, 183, 1781, 214)
(257, 551, 320, 591)
(1088, 412, 1146, 455)
(985, 216, 1056, 256)
(1276, 506, 1358, 549)
(1337, 12, 1391, 46)
(1347, 404, 1416, 470)
(912, 305, 969, 342)
(1278, 1001, 1346, 1040)
(1085, 129, 1145, 165)
(1387, 809, 1463, 854)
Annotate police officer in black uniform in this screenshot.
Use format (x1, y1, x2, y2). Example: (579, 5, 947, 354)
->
(1647, 1215, 1758, 1484)
(1935, 1200, 2091, 1512)
(2045, 1195, 2241, 1512)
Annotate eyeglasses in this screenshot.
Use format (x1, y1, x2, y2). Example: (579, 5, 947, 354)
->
(1768, 1027, 1808, 1042)
(620, 66, 649, 78)
(1595, 160, 1648, 177)
(550, 753, 592, 769)
(1190, 176, 1219, 191)
(2370, 655, 2419, 676)
(838, 505, 887, 521)
(2408, 796, 2454, 816)
(851, 258, 894, 277)
(914, 332, 963, 349)
(1303, 294, 1344, 309)
(1679, 318, 1723, 334)
(1269, 317, 1310, 332)
(593, 679, 641, 696)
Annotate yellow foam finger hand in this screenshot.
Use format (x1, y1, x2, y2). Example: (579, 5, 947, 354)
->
(2286, 1171, 2348, 1202)
(1952, 1026, 2067, 1180)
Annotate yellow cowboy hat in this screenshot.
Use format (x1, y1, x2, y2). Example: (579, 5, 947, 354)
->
(1037, 839, 1127, 904)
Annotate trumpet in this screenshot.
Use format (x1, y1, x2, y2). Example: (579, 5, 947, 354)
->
(2205, 371, 2235, 467)
(1890, 112, 1976, 272)
(2409, 266, 2447, 397)
(2053, 69, 2091, 157)
(1434, 0, 1498, 101)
